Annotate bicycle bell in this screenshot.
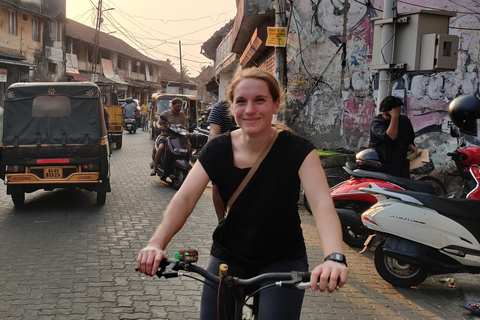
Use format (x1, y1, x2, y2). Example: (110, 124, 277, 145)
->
(177, 248, 199, 263)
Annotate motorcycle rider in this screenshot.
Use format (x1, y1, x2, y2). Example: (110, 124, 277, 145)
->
(369, 96, 418, 178)
(150, 97, 188, 176)
(123, 97, 138, 124)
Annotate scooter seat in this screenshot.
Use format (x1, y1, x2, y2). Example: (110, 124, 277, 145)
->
(344, 166, 438, 195)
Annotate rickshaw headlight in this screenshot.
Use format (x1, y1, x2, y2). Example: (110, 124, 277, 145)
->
(6, 165, 25, 173)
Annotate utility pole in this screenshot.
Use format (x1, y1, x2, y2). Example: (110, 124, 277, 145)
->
(92, 0, 103, 74)
(377, 0, 396, 108)
(274, 0, 287, 120)
(179, 41, 184, 94)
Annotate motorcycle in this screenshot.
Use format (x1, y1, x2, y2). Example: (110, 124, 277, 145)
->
(359, 165, 480, 287)
(124, 116, 137, 134)
(151, 115, 191, 190)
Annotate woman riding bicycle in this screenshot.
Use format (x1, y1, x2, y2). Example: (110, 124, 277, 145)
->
(136, 67, 348, 320)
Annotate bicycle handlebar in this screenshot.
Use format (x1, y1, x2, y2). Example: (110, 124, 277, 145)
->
(137, 259, 313, 289)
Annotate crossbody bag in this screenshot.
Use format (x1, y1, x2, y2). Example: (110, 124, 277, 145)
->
(224, 129, 280, 217)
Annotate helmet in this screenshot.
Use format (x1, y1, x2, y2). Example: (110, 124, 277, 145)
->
(449, 93, 480, 135)
(355, 149, 383, 171)
(125, 97, 133, 104)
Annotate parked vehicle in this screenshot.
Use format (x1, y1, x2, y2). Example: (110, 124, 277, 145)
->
(359, 171, 480, 287)
(124, 117, 138, 134)
(305, 149, 444, 248)
(97, 83, 123, 149)
(359, 92, 480, 287)
(0, 82, 111, 206)
(305, 113, 480, 248)
(151, 115, 191, 190)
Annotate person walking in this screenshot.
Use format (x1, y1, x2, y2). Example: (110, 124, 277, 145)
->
(137, 67, 348, 320)
(369, 95, 418, 178)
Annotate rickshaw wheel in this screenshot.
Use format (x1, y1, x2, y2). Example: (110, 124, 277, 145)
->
(11, 193, 25, 206)
(96, 192, 106, 205)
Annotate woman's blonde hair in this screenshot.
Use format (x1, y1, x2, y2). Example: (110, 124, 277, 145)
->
(226, 67, 290, 131)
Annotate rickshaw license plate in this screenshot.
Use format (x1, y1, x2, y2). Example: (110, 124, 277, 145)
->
(45, 167, 62, 178)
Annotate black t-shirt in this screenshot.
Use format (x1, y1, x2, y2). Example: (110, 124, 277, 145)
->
(199, 130, 315, 266)
(369, 114, 415, 178)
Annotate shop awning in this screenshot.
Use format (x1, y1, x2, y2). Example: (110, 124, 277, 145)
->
(0, 58, 36, 68)
(126, 79, 162, 90)
(67, 72, 91, 82)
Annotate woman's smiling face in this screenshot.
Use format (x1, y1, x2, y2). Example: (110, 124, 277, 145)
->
(232, 78, 280, 135)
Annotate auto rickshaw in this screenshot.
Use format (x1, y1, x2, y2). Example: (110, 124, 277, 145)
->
(97, 83, 124, 149)
(151, 93, 199, 140)
(0, 82, 111, 206)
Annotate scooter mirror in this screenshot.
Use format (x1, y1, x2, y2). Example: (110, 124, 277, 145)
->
(160, 115, 168, 121)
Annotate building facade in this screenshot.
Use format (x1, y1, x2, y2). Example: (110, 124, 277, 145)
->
(0, 0, 66, 105)
(65, 18, 163, 103)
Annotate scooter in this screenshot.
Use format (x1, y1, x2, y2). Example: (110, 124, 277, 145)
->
(124, 116, 137, 134)
(358, 93, 480, 287)
(359, 165, 480, 287)
(305, 128, 480, 248)
(305, 148, 445, 248)
(152, 115, 191, 190)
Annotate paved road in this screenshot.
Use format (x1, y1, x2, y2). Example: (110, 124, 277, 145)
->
(0, 129, 479, 319)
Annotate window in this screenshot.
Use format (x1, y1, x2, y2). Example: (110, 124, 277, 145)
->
(9, 10, 16, 35)
(48, 62, 58, 73)
(32, 96, 72, 118)
(49, 20, 58, 40)
(23, 13, 28, 22)
(32, 17, 39, 41)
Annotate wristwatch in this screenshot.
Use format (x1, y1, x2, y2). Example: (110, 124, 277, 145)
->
(324, 253, 347, 267)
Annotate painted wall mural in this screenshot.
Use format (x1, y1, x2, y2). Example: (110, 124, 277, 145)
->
(286, 0, 480, 185)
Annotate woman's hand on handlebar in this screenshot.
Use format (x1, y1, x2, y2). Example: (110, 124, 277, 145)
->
(310, 260, 348, 293)
(136, 246, 167, 277)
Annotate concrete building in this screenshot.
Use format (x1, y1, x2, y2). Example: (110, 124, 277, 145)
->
(157, 60, 197, 96)
(65, 18, 163, 102)
(202, 0, 480, 189)
(0, 0, 67, 104)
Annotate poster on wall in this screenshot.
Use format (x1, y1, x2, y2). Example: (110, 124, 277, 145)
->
(0, 68, 7, 82)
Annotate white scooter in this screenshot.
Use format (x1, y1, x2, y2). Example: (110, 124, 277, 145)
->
(359, 165, 480, 287)
(359, 93, 480, 287)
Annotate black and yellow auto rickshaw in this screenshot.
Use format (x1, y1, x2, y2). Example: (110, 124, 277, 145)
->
(151, 93, 199, 140)
(97, 83, 124, 149)
(0, 82, 111, 206)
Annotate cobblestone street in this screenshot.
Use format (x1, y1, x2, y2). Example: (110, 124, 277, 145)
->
(0, 129, 479, 319)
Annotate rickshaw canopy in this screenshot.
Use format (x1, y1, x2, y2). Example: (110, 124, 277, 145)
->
(3, 82, 106, 146)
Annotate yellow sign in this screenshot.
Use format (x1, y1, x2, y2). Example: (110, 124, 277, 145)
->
(266, 27, 287, 47)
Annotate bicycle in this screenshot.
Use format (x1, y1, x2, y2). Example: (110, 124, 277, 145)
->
(136, 248, 327, 320)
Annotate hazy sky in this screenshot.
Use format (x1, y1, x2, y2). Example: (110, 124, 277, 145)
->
(66, 0, 237, 76)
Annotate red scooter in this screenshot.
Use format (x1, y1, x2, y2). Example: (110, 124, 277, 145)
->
(152, 115, 191, 190)
(305, 135, 480, 248)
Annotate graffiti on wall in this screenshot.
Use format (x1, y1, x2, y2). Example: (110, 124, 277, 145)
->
(288, 0, 480, 160)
